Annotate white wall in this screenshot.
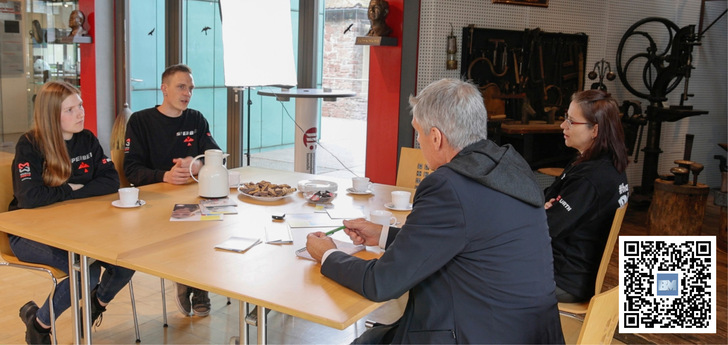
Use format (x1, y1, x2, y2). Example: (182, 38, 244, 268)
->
(417, 0, 727, 189)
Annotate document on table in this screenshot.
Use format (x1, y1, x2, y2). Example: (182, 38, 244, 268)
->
(265, 222, 293, 244)
(326, 206, 365, 219)
(295, 239, 364, 261)
(170, 204, 223, 221)
(286, 213, 341, 228)
(215, 236, 262, 253)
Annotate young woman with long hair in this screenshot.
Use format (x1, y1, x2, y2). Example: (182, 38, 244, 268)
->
(9, 81, 134, 344)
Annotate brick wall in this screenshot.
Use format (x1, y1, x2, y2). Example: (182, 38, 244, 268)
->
(322, 6, 370, 120)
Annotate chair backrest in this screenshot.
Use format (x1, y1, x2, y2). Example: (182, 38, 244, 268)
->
(110, 110, 130, 188)
(0, 154, 19, 259)
(396, 147, 432, 189)
(0, 152, 15, 213)
(594, 204, 627, 295)
(577, 286, 619, 345)
(111, 149, 130, 188)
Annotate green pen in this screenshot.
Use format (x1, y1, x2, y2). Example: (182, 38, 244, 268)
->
(325, 225, 346, 236)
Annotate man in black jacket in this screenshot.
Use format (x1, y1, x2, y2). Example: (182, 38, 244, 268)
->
(306, 78, 564, 344)
(124, 64, 219, 317)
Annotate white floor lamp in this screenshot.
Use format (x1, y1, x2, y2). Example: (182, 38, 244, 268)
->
(220, 0, 297, 167)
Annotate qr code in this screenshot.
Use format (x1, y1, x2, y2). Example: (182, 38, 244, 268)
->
(619, 236, 716, 333)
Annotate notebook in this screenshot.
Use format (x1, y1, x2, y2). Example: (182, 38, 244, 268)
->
(215, 236, 261, 253)
(265, 222, 293, 244)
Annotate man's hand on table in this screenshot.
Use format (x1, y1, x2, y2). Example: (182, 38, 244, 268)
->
(342, 218, 382, 246)
(163, 157, 198, 184)
(306, 232, 336, 262)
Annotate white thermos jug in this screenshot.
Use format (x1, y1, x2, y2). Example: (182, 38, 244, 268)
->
(190, 149, 229, 198)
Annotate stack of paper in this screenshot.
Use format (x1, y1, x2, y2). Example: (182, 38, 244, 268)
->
(200, 197, 238, 215)
(265, 222, 293, 244)
(215, 236, 262, 253)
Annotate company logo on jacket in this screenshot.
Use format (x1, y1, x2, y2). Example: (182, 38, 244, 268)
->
(17, 162, 31, 181)
(618, 183, 629, 206)
(176, 130, 197, 147)
(71, 152, 93, 174)
(555, 195, 572, 211)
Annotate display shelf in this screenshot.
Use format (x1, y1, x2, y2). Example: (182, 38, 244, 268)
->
(26, 1, 86, 105)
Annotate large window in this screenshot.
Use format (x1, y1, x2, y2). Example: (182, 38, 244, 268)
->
(128, 0, 367, 175)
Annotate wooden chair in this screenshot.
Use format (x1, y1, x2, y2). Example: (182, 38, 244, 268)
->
(111, 149, 130, 188)
(537, 167, 564, 178)
(558, 203, 627, 316)
(574, 286, 619, 345)
(396, 147, 432, 189)
(0, 155, 142, 343)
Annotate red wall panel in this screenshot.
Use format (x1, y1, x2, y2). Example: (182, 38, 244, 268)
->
(365, 0, 403, 185)
(79, 0, 96, 135)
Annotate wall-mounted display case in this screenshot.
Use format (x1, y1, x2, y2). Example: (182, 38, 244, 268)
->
(26, 1, 90, 99)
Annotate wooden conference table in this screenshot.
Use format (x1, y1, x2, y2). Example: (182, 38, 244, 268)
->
(0, 167, 413, 344)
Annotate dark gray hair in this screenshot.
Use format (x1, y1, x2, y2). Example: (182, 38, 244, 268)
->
(409, 78, 488, 150)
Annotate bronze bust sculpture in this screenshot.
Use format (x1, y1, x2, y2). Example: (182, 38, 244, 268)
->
(366, 0, 392, 37)
(69, 10, 87, 37)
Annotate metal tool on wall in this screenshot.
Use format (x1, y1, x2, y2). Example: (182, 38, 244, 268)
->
(447, 24, 458, 70)
(587, 59, 616, 91)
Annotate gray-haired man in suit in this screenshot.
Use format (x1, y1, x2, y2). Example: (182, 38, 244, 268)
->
(307, 78, 565, 344)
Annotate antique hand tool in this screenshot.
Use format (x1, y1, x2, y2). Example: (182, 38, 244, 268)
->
(690, 162, 704, 186)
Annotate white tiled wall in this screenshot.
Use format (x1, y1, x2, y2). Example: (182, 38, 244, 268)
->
(417, 0, 727, 189)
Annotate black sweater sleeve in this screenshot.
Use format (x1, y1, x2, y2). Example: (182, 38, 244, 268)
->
(12, 135, 73, 209)
(12, 131, 119, 210)
(70, 133, 119, 199)
(196, 115, 221, 152)
(124, 113, 166, 185)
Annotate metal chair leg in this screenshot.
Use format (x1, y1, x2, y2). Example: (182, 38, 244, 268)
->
(160, 278, 168, 327)
(48, 272, 59, 345)
(128, 279, 141, 342)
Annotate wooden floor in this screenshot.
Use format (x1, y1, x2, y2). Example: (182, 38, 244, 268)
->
(0, 267, 599, 345)
(1, 196, 724, 344)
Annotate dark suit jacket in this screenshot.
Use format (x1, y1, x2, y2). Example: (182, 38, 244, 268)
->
(322, 153, 564, 344)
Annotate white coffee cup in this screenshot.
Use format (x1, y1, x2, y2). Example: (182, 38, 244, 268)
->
(228, 170, 241, 187)
(118, 187, 139, 207)
(370, 210, 397, 226)
(352, 177, 371, 192)
(391, 191, 411, 209)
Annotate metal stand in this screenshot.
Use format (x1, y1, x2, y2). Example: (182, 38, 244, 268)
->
(258, 88, 355, 173)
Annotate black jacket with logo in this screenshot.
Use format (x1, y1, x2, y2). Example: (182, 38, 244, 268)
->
(544, 155, 628, 301)
(123, 107, 220, 186)
(10, 129, 119, 210)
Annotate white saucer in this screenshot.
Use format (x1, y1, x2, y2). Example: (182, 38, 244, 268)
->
(112, 199, 146, 208)
(384, 202, 412, 211)
(346, 187, 372, 195)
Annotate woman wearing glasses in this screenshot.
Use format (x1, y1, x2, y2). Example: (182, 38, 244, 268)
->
(544, 89, 629, 303)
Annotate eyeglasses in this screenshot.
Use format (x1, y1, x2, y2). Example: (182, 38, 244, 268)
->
(564, 116, 591, 129)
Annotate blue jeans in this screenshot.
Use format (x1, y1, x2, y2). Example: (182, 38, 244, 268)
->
(9, 235, 135, 325)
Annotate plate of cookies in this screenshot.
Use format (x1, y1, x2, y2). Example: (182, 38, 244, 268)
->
(238, 181, 297, 201)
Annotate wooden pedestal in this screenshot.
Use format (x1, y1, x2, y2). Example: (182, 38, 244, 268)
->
(720, 206, 727, 251)
(648, 179, 709, 236)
